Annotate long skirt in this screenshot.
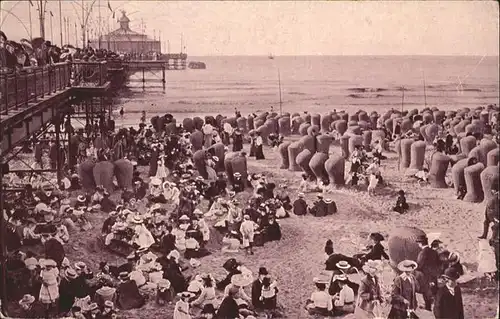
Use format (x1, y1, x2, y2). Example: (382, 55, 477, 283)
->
(39, 284, 59, 304)
(255, 145, 265, 160)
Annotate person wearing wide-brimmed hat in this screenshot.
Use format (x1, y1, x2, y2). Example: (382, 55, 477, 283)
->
(131, 214, 155, 249)
(305, 277, 333, 316)
(216, 286, 241, 319)
(99, 300, 117, 319)
(18, 293, 46, 318)
(292, 192, 308, 216)
(354, 260, 384, 319)
(433, 268, 464, 319)
(174, 291, 194, 319)
(116, 271, 145, 310)
(354, 232, 389, 264)
(223, 274, 252, 307)
(388, 260, 420, 319)
(332, 274, 355, 315)
(58, 267, 81, 313)
(308, 194, 328, 217)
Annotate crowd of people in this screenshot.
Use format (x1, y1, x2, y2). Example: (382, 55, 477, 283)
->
(0, 30, 124, 73)
(0, 108, 299, 319)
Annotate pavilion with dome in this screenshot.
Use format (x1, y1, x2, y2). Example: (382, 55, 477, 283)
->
(99, 11, 161, 53)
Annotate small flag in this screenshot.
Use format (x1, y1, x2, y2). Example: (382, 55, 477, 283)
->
(29, 0, 33, 6)
(107, 1, 113, 12)
(50, 11, 53, 17)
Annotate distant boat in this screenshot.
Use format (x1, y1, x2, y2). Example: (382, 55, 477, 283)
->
(268, 54, 274, 60)
(188, 61, 206, 69)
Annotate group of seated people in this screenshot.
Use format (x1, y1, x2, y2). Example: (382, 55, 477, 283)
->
(292, 193, 338, 217)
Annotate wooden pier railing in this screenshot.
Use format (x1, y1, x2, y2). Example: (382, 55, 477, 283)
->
(0, 62, 109, 116)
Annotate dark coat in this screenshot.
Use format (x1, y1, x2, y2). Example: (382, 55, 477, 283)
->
(251, 279, 263, 308)
(417, 247, 442, 283)
(216, 296, 240, 319)
(116, 280, 145, 310)
(292, 198, 307, 216)
(326, 201, 337, 215)
(310, 200, 328, 217)
(433, 285, 464, 319)
(357, 275, 383, 312)
(390, 275, 419, 312)
(364, 242, 389, 261)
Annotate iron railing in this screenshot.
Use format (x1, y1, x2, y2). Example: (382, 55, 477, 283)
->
(71, 61, 109, 87)
(0, 63, 71, 115)
(0, 61, 113, 115)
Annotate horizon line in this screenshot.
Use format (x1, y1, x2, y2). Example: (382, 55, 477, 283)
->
(186, 54, 499, 58)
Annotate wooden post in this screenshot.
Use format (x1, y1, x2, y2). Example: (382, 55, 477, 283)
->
(142, 67, 145, 91)
(162, 65, 166, 92)
(55, 112, 62, 185)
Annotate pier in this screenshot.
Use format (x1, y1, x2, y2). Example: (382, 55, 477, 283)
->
(0, 59, 168, 183)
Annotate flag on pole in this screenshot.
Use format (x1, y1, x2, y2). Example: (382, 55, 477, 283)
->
(29, 0, 33, 6)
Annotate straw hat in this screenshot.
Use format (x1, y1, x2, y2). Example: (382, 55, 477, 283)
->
(65, 268, 78, 279)
(74, 262, 87, 271)
(324, 198, 333, 204)
(150, 178, 162, 186)
(335, 274, 348, 282)
(44, 259, 57, 267)
(118, 272, 130, 281)
(96, 286, 116, 297)
(24, 257, 38, 270)
(87, 303, 99, 311)
(336, 261, 351, 270)
(19, 294, 35, 306)
(104, 300, 115, 309)
(136, 246, 149, 254)
(179, 215, 190, 221)
(362, 264, 378, 275)
(398, 260, 418, 272)
(298, 192, 305, 198)
(212, 156, 219, 162)
(131, 216, 144, 224)
(234, 172, 241, 177)
(231, 274, 252, 287)
(77, 195, 86, 203)
(157, 279, 171, 289)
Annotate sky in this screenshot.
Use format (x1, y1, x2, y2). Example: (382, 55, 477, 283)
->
(0, 1, 498, 56)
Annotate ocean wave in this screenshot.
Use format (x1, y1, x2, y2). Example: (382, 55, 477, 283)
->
(347, 88, 388, 93)
(347, 94, 385, 99)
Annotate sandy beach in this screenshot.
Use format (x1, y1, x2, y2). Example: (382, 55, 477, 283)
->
(26, 131, 495, 319)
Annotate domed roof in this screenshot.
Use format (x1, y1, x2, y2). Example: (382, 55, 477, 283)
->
(119, 11, 130, 23)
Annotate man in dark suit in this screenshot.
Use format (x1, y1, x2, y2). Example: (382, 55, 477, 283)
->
(251, 267, 268, 309)
(416, 235, 442, 311)
(309, 194, 328, 217)
(433, 268, 464, 319)
(292, 193, 308, 216)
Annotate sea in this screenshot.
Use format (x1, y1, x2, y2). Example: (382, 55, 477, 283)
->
(115, 55, 499, 126)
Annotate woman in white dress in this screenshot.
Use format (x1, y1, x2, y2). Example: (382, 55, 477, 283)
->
(173, 292, 193, 319)
(155, 155, 168, 182)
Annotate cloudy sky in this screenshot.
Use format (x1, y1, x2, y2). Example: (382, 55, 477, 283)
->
(0, 1, 498, 56)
